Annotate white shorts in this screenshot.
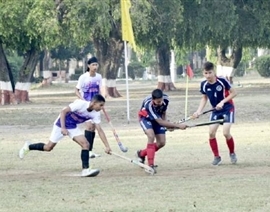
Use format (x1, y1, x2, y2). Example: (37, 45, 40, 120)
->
(85, 119, 94, 123)
(49, 125, 83, 143)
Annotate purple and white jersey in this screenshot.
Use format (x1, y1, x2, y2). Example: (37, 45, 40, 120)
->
(76, 72, 102, 101)
(55, 99, 101, 129)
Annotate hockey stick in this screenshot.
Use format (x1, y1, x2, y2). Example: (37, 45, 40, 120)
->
(187, 119, 224, 128)
(166, 119, 224, 131)
(111, 152, 155, 175)
(179, 108, 215, 123)
(102, 108, 128, 152)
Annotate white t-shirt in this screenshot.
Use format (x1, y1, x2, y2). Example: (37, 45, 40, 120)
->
(76, 72, 102, 101)
(55, 99, 101, 129)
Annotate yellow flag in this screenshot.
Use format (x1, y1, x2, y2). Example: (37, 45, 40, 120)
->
(121, 0, 136, 52)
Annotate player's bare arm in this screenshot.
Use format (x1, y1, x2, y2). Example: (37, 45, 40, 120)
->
(75, 88, 84, 100)
(161, 111, 166, 120)
(220, 87, 237, 104)
(60, 106, 70, 135)
(155, 118, 187, 130)
(95, 123, 112, 154)
(216, 88, 237, 110)
(194, 95, 208, 117)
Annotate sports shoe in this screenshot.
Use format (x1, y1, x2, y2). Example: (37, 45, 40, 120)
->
(89, 151, 101, 158)
(19, 141, 31, 159)
(81, 168, 100, 177)
(230, 153, 237, 164)
(212, 156, 222, 166)
(136, 150, 145, 164)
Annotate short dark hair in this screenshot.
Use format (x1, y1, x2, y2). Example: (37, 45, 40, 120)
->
(92, 94, 105, 103)
(152, 89, 163, 99)
(204, 61, 214, 71)
(86, 56, 98, 72)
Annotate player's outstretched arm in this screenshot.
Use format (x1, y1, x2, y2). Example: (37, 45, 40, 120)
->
(155, 118, 187, 130)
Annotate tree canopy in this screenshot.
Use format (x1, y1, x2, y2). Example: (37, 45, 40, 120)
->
(1, 0, 270, 94)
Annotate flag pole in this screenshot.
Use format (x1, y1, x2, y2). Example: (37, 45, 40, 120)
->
(124, 41, 130, 124)
(184, 72, 189, 118)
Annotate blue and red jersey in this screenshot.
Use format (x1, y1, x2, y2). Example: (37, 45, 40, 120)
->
(200, 77, 234, 112)
(138, 94, 169, 121)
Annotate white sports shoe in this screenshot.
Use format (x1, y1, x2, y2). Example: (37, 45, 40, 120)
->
(89, 151, 101, 158)
(19, 141, 31, 159)
(81, 168, 100, 177)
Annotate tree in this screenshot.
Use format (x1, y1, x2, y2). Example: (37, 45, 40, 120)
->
(49, 42, 94, 82)
(88, 0, 150, 97)
(58, 0, 125, 97)
(134, 0, 185, 90)
(0, 42, 16, 104)
(0, 0, 61, 103)
(55, 0, 151, 97)
(176, 0, 270, 83)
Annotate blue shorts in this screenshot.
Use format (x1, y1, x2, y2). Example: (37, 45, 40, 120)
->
(139, 118, 166, 134)
(210, 109, 235, 123)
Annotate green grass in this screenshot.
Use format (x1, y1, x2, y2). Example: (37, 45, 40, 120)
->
(1, 79, 270, 212)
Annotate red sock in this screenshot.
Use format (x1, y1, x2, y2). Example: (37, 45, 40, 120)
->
(226, 137, 235, 154)
(140, 148, 147, 157)
(146, 143, 156, 166)
(140, 143, 160, 158)
(209, 138, 219, 157)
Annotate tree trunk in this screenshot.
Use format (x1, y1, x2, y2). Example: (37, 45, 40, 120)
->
(40, 50, 52, 86)
(41, 49, 51, 71)
(156, 44, 176, 91)
(93, 37, 124, 98)
(217, 41, 242, 84)
(0, 42, 17, 105)
(65, 59, 69, 83)
(15, 48, 40, 103)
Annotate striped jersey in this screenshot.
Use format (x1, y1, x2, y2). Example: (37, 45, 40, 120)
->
(200, 77, 234, 111)
(138, 94, 169, 120)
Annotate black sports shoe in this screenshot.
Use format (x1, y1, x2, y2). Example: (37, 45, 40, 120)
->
(136, 150, 145, 164)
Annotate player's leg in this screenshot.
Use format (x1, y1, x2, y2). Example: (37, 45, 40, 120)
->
(223, 110, 237, 164)
(19, 125, 62, 159)
(137, 118, 156, 168)
(155, 134, 166, 151)
(84, 121, 100, 158)
(151, 127, 166, 173)
(153, 126, 166, 165)
(71, 129, 100, 177)
(209, 122, 221, 165)
(73, 134, 90, 169)
(144, 128, 157, 171)
(154, 121, 166, 151)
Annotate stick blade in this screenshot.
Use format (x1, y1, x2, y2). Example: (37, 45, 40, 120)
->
(119, 143, 128, 152)
(144, 167, 155, 175)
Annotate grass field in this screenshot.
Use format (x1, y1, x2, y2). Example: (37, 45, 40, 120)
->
(0, 76, 270, 212)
